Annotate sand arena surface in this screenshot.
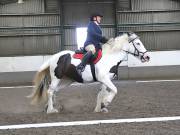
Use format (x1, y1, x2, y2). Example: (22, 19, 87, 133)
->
(0, 80, 180, 134)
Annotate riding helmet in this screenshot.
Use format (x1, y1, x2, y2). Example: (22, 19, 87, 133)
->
(90, 13, 103, 21)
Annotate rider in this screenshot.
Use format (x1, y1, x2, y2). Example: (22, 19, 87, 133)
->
(76, 13, 108, 76)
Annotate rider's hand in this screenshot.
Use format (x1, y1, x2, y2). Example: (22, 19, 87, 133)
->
(101, 36, 108, 43)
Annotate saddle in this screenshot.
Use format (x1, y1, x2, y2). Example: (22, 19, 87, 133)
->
(73, 48, 102, 81)
(73, 49, 102, 64)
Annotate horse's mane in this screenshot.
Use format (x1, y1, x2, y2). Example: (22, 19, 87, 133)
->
(102, 34, 129, 54)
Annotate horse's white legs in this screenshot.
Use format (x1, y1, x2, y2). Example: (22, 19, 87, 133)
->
(47, 78, 60, 114)
(94, 84, 108, 112)
(100, 76, 117, 112)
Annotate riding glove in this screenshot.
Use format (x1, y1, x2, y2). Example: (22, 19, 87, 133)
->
(101, 36, 108, 43)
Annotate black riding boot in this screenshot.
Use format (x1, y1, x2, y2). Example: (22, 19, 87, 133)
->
(76, 51, 93, 76)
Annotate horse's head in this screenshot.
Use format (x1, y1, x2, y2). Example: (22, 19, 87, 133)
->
(122, 32, 150, 62)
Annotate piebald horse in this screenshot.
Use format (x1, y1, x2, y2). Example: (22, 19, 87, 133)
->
(28, 32, 150, 114)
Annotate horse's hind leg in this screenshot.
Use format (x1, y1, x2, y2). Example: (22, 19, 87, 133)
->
(47, 78, 60, 114)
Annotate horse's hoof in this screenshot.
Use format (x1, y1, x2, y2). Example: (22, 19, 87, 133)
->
(101, 107, 109, 113)
(94, 108, 101, 113)
(47, 108, 58, 114)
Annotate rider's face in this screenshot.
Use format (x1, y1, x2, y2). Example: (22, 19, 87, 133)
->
(94, 16, 102, 24)
(96, 16, 102, 24)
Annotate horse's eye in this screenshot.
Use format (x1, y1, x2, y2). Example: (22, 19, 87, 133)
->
(136, 43, 140, 45)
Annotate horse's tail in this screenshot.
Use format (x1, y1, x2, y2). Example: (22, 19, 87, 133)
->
(27, 60, 51, 105)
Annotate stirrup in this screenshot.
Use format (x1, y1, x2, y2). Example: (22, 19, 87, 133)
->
(80, 67, 85, 72)
(76, 65, 84, 76)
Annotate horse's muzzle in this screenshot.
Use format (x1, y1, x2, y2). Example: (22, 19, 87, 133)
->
(141, 53, 150, 62)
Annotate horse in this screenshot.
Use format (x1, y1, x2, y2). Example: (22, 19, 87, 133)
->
(28, 32, 150, 114)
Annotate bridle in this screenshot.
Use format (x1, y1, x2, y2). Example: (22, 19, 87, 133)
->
(123, 35, 147, 60)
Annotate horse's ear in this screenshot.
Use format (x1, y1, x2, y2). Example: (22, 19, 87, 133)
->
(127, 32, 131, 36)
(127, 31, 134, 36)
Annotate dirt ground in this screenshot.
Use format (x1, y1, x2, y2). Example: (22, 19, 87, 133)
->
(0, 80, 180, 135)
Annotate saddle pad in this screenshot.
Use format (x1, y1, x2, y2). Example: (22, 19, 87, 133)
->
(73, 50, 102, 64)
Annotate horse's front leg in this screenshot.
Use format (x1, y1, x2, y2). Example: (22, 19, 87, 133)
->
(94, 84, 108, 112)
(99, 75, 118, 113)
(47, 78, 60, 114)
